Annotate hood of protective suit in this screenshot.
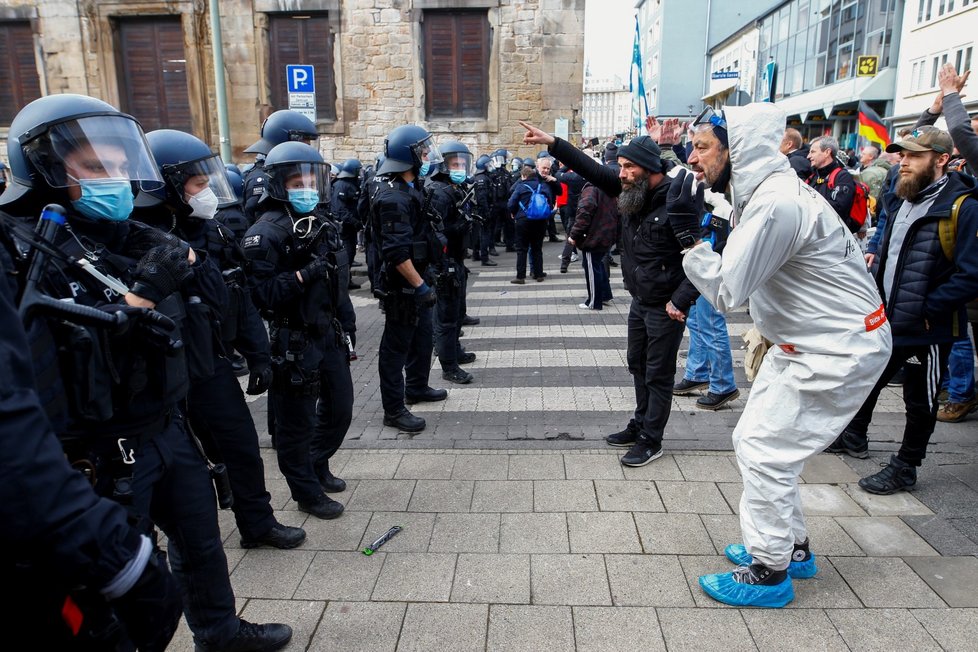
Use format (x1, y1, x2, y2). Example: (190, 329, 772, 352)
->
(724, 103, 792, 219)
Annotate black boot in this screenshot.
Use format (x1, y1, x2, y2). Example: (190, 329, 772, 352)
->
(383, 409, 426, 432)
(858, 455, 917, 495)
(194, 619, 293, 652)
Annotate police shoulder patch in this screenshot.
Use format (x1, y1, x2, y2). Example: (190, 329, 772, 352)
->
(242, 234, 262, 248)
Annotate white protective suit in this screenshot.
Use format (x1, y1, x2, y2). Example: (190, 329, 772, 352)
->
(683, 103, 892, 570)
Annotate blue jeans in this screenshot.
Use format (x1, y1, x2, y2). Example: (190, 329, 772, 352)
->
(683, 295, 737, 394)
(944, 331, 976, 403)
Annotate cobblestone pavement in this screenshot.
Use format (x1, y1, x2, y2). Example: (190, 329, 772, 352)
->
(167, 242, 978, 651)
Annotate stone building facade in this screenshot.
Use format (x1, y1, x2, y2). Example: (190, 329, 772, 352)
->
(0, 0, 585, 163)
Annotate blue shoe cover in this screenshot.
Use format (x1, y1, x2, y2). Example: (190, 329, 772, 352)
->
(723, 544, 818, 579)
(698, 570, 794, 608)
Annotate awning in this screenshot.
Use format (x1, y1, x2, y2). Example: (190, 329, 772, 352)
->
(702, 82, 739, 102)
(769, 67, 896, 119)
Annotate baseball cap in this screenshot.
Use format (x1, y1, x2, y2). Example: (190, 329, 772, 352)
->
(885, 126, 953, 154)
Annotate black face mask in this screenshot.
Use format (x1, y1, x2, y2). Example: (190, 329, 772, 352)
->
(711, 160, 732, 195)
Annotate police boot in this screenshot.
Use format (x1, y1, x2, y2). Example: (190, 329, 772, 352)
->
(405, 387, 449, 404)
(443, 367, 474, 384)
(298, 494, 345, 520)
(319, 462, 347, 493)
(383, 409, 426, 432)
(194, 619, 292, 652)
(240, 523, 307, 550)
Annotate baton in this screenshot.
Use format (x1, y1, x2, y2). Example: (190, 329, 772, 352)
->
(362, 526, 402, 555)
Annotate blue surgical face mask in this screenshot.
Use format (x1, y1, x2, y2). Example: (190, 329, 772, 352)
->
(288, 188, 320, 214)
(419, 162, 430, 176)
(449, 170, 467, 184)
(71, 177, 134, 222)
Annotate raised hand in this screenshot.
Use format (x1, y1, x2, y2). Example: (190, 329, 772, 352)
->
(518, 121, 555, 146)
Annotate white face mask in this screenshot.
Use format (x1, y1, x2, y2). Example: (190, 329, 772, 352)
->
(187, 186, 219, 219)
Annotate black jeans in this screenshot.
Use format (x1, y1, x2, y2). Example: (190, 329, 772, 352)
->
(626, 298, 686, 446)
(845, 342, 952, 466)
(379, 301, 434, 414)
(515, 218, 547, 279)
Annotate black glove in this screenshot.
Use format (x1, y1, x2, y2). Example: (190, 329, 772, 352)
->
(666, 170, 705, 250)
(99, 303, 179, 352)
(110, 546, 183, 652)
(130, 245, 193, 305)
(246, 363, 273, 395)
(127, 227, 185, 260)
(701, 213, 731, 254)
(415, 281, 437, 307)
(299, 256, 330, 284)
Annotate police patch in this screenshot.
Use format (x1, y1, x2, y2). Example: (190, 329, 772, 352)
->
(242, 234, 262, 248)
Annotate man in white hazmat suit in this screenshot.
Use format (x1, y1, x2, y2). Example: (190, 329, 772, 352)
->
(682, 103, 892, 607)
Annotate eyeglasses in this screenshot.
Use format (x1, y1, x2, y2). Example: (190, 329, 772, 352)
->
(692, 106, 727, 130)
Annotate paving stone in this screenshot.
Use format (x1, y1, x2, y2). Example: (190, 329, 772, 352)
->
(360, 512, 435, 553)
(531, 553, 611, 605)
(799, 454, 861, 484)
(836, 516, 939, 556)
(563, 454, 625, 480)
(371, 552, 457, 602)
(637, 513, 717, 555)
(393, 453, 456, 479)
(451, 553, 530, 603)
(407, 480, 474, 512)
(487, 605, 575, 652)
(346, 479, 416, 512)
(605, 554, 695, 607)
(657, 608, 756, 652)
(568, 512, 642, 553)
(741, 609, 848, 652)
(397, 603, 488, 652)
(534, 480, 598, 511)
(902, 514, 978, 556)
(237, 598, 324, 652)
(841, 483, 934, 516)
(800, 516, 866, 556)
(471, 480, 534, 512)
(311, 601, 405, 652)
(673, 454, 742, 482)
(620, 453, 685, 480)
(656, 481, 731, 514)
(452, 454, 509, 480)
(572, 606, 665, 652)
(428, 513, 500, 553)
(341, 453, 403, 479)
(229, 549, 315, 599)
(904, 556, 978, 607)
(717, 481, 743, 513)
(799, 484, 866, 516)
(594, 480, 665, 512)
(826, 608, 942, 651)
(830, 557, 946, 608)
(500, 512, 569, 553)
(508, 454, 566, 479)
(300, 510, 371, 551)
(911, 608, 978, 651)
(293, 550, 385, 600)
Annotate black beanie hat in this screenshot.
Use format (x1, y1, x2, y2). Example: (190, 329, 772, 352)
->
(603, 143, 619, 162)
(617, 136, 662, 173)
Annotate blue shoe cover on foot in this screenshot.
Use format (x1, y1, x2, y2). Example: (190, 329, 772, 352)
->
(698, 570, 794, 607)
(723, 544, 818, 579)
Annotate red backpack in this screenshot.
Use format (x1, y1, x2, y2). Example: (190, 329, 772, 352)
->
(828, 168, 870, 228)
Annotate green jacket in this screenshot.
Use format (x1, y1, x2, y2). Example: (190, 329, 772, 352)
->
(858, 158, 892, 214)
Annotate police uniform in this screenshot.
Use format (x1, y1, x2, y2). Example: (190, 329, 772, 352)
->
(242, 160, 267, 224)
(472, 167, 495, 262)
(358, 169, 385, 293)
(331, 174, 362, 268)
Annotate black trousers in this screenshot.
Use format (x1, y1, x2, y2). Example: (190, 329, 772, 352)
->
(343, 231, 359, 266)
(626, 298, 686, 446)
(515, 218, 547, 279)
(379, 301, 434, 414)
(845, 342, 952, 466)
(434, 266, 465, 370)
(187, 358, 276, 540)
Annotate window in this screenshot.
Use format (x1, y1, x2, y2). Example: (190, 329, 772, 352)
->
(422, 11, 490, 119)
(0, 21, 42, 126)
(267, 14, 337, 121)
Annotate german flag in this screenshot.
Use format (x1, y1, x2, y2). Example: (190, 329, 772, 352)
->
(858, 101, 890, 148)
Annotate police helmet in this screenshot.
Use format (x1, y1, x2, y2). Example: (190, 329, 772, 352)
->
(437, 140, 474, 177)
(1, 93, 163, 205)
(475, 154, 491, 172)
(142, 129, 236, 211)
(244, 110, 319, 155)
(491, 148, 507, 169)
(511, 157, 524, 172)
(377, 124, 442, 175)
(225, 164, 244, 202)
(337, 158, 362, 179)
(0, 161, 7, 187)
(262, 141, 331, 205)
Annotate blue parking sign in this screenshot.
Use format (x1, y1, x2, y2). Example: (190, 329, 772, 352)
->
(286, 65, 315, 93)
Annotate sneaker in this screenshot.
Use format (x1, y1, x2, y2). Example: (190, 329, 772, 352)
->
(194, 619, 293, 652)
(936, 397, 978, 423)
(698, 564, 793, 608)
(458, 351, 477, 365)
(570, 253, 579, 262)
(481, 259, 498, 267)
(620, 441, 663, 467)
(696, 388, 740, 410)
(578, 303, 593, 310)
(606, 423, 639, 447)
(443, 367, 474, 384)
(887, 368, 906, 386)
(560, 263, 569, 273)
(824, 429, 869, 459)
(723, 542, 817, 579)
(673, 378, 708, 396)
(858, 455, 917, 495)
(510, 277, 525, 285)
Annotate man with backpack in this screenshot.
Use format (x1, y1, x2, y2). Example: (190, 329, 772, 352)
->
(806, 136, 869, 234)
(507, 162, 554, 283)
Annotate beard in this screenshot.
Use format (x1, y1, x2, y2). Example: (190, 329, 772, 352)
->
(895, 166, 935, 201)
(617, 174, 650, 216)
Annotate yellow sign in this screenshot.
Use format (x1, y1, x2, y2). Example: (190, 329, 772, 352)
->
(857, 56, 879, 77)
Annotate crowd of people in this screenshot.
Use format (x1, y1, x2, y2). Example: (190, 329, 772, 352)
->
(0, 60, 976, 650)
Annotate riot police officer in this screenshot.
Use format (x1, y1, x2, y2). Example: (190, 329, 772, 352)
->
(489, 148, 515, 251)
(138, 129, 307, 550)
(331, 157, 364, 288)
(0, 160, 8, 194)
(0, 94, 292, 652)
(217, 163, 250, 241)
(241, 110, 319, 223)
(472, 154, 498, 266)
(358, 156, 386, 295)
(373, 125, 448, 432)
(243, 142, 355, 520)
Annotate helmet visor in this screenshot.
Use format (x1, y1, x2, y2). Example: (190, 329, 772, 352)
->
(412, 135, 443, 168)
(23, 115, 164, 192)
(444, 151, 474, 177)
(267, 161, 331, 202)
(168, 154, 237, 206)
(491, 154, 506, 168)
